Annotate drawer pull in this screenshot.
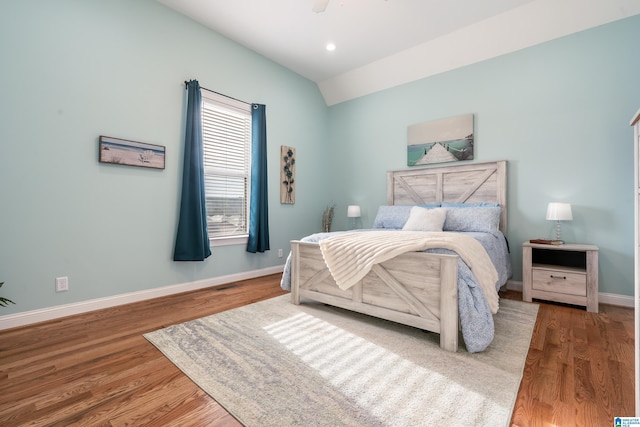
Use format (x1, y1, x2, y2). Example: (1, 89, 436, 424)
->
(550, 275, 566, 280)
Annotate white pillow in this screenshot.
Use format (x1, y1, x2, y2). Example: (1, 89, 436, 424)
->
(402, 207, 446, 232)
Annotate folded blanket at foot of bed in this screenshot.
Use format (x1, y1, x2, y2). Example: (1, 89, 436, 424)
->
(280, 230, 510, 352)
(318, 230, 499, 314)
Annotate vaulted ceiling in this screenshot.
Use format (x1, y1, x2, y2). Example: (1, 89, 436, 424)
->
(157, 0, 640, 105)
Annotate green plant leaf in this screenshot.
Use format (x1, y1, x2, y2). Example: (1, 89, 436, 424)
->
(0, 281, 15, 307)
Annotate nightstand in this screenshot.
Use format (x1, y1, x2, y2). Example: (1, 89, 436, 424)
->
(522, 241, 599, 312)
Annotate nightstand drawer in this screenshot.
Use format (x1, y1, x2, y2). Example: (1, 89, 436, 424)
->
(532, 267, 586, 296)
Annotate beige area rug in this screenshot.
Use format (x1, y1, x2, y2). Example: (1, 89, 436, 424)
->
(144, 295, 538, 427)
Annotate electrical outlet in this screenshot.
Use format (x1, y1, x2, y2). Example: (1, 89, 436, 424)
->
(55, 276, 69, 292)
(278, 249, 283, 258)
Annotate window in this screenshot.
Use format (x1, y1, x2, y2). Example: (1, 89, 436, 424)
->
(201, 90, 252, 246)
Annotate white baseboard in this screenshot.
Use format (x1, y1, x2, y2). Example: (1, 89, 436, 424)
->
(505, 279, 523, 292)
(1, 271, 632, 331)
(0, 265, 285, 331)
(598, 292, 635, 308)
(505, 280, 634, 308)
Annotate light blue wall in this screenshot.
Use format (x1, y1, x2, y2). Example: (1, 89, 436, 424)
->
(0, 0, 331, 314)
(1, 2, 637, 317)
(328, 15, 640, 297)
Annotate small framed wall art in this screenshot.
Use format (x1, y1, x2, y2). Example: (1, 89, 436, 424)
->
(280, 145, 295, 204)
(99, 136, 165, 170)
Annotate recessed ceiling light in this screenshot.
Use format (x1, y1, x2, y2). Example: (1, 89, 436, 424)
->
(325, 43, 336, 52)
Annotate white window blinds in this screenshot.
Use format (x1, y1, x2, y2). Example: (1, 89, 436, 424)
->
(201, 90, 252, 239)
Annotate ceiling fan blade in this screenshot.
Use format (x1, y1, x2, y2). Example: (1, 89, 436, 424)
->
(312, 0, 330, 13)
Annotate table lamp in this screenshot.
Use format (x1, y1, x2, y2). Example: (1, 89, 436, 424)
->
(546, 202, 572, 242)
(347, 205, 361, 229)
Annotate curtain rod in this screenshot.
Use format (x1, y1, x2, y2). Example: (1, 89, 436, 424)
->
(184, 80, 252, 106)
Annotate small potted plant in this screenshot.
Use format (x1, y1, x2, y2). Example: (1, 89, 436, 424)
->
(0, 282, 15, 307)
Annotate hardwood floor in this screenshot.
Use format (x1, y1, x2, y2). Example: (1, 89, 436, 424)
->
(504, 289, 635, 426)
(0, 275, 634, 426)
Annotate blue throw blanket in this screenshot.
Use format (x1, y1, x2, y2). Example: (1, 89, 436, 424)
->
(280, 230, 512, 353)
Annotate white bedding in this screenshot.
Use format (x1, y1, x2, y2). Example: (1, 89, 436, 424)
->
(318, 230, 500, 314)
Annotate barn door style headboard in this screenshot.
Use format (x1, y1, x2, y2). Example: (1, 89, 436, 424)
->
(387, 160, 507, 233)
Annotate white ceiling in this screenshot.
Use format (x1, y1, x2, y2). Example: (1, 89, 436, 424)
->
(157, 0, 640, 105)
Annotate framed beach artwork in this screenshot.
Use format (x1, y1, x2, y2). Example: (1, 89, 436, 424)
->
(99, 136, 165, 170)
(407, 113, 474, 166)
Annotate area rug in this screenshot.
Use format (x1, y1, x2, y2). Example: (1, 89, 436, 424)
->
(144, 295, 538, 426)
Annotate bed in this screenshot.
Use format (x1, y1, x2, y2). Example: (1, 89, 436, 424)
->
(281, 160, 510, 352)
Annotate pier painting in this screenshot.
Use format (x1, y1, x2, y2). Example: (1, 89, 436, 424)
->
(407, 114, 474, 166)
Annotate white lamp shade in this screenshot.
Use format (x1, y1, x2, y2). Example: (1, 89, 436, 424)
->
(546, 202, 573, 221)
(347, 205, 361, 218)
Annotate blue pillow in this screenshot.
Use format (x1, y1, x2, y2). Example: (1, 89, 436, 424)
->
(443, 206, 502, 232)
(441, 202, 499, 208)
(372, 204, 440, 229)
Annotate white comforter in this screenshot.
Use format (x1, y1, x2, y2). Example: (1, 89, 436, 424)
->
(319, 230, 499, 314)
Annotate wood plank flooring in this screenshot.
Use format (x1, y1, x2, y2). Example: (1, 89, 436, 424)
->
(0, 275, 634, 426)
(505, 289, 635, 426)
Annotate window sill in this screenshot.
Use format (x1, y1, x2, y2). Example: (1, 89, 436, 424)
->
(211, 235, 248, 247)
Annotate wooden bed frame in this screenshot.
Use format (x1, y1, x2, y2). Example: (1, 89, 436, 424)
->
(290, 160, 507, 352)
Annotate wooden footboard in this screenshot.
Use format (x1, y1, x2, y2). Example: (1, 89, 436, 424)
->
(290, 240, 460, 352)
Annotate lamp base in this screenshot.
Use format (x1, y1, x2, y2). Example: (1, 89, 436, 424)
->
(555, 220, 562, 241)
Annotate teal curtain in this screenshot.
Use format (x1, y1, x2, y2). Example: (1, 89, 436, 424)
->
(247, 104, 270, 253)
(173, 80, 211, 261)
